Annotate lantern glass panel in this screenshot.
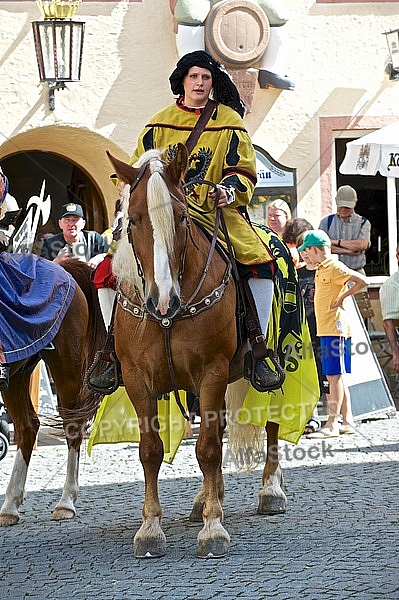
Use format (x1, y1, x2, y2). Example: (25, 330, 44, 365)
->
(32, 20, 84, 82)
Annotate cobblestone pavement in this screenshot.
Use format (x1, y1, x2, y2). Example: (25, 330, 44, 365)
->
(0, 414, 398, 600)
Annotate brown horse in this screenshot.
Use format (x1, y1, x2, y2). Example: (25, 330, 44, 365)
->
(0, 259, 106, 526)
(108, 143, 286, 558)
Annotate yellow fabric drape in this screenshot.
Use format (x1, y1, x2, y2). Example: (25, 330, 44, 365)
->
(236, 224, 319, 444)
(87, 388, 187, 464)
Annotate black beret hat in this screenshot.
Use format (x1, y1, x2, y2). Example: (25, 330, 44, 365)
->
(169, 50, 245, 118)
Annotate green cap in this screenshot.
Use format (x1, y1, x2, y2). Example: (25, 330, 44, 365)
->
(297, 229, 331, 253)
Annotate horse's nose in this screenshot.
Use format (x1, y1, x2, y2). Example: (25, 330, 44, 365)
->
(166, 293, 180, 319)
(146, 291, 180, 320)
(146, 295, 158, 316)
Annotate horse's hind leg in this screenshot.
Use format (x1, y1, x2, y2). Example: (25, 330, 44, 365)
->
(44, 310, 87, 521)
(257, 421, 287, 515)
(0, 365, 40, 526)
(46, 355, 82, 521)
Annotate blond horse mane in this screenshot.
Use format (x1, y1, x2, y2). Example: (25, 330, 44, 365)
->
(112, 149, 175, 293)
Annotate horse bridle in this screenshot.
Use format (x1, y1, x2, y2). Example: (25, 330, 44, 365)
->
(120, 166, 234, 418)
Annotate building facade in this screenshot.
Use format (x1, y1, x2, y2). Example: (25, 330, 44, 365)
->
(0, 0, 398, 280)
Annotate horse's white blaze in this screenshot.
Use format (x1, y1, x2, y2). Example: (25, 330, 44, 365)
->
(0, 449, 28, 516)
(147, 163, 177, 314)
(153, 229, 173, 315)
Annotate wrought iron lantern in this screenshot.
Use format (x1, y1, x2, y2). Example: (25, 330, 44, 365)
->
(32, 1, 85, 110)
(384, 28, 399, 80)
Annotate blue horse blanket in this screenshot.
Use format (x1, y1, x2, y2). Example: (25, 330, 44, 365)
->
(0, 253, 76, 364)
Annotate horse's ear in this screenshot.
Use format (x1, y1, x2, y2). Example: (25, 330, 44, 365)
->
(106, 151, 136, 184)
(167, 142, 188, 186)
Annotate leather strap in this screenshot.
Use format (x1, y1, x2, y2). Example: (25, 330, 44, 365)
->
(185, 99, 217, 154)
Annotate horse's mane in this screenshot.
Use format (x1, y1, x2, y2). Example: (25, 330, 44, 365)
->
(113, 149, 175, 291)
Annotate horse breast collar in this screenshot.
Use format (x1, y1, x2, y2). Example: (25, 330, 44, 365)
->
(117, 260, 231, 327)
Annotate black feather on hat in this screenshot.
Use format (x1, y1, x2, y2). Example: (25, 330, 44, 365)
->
(169, 51, 245, 118)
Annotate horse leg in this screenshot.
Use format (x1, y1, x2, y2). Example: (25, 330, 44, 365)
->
(189, 415, 225, 522)
(0, 366, 40, 526)
(44, 301, 87, 521)
(257, 421, 287, 515)
(130, 394, 166, 558)
(195, 381, 230, 558)
(51, 446, 80, 520)
(45, 361, 82, 521)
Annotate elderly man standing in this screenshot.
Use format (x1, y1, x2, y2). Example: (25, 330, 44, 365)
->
(319, 185, 371, 275)
(40, 202, 108, 269)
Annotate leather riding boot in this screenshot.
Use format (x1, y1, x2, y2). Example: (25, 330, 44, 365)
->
(0, 363, 9, 392)
(253, 359, 282, 392)
(244, 351, 284, 393)
(87, 322, 122, 394)
(88, 363, 118, 394)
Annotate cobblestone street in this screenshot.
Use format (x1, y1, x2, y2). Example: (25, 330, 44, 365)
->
(1, 414, 398, 600)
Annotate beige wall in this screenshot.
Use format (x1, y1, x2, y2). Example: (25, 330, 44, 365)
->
(0, 0, 398, 224)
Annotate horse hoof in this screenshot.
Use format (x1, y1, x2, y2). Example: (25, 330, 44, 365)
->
(134, 539, 166, 559)
(196, 538, 230, 559)
(51, 507, 76, 521)
(0, 513, 19, 526)
(257, 495, 286, 515)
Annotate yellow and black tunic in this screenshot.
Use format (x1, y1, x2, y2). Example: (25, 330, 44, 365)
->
(129, 99, 275, 277)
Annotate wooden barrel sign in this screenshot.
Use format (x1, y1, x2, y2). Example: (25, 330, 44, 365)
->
(205, 0, 270, 69)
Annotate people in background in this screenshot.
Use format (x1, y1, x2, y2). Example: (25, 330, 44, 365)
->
(297, 230, 368, 438)
(0, 166, 19, 250)
(319, 185, 371, 274)
(296, 229, 328, 435)
(266, 198, 291, 237)
(282, 217, 313, 268)
(379, 243, 399, 373)
(40, 203, 108, 269)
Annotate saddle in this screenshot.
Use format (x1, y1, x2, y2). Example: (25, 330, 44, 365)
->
(192, 214, 285, 392)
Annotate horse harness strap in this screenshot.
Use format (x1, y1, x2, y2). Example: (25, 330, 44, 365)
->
(117, 266, 231, 322)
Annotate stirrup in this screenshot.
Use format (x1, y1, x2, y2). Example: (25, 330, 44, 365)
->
(243, 350, 285, 392)
(86, 351, 120, 395)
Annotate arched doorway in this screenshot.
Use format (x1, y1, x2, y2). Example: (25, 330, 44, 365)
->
(2, 151, 106, 239)
(0, 124, 130, 242)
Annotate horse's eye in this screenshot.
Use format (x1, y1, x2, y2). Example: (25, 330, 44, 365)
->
(128, 217, 137, 228)
(179, 213, 187, 225)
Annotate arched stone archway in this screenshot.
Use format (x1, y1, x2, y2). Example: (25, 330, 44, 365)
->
(0, 125, 129, 237)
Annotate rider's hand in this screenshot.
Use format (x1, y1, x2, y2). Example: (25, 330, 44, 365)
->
(209, 185, 234, 208)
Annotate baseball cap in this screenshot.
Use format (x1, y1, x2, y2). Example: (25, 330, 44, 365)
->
(336, 185, 357, 208)
(59, 203, 85, 219)
(297, 229, 331, 253)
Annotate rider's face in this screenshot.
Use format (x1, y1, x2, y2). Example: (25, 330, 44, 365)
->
(183, 67, 213, 108)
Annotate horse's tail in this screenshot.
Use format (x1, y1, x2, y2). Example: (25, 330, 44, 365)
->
(61, 259, 107, 423)
(225, 378, 266, 471)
